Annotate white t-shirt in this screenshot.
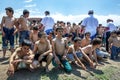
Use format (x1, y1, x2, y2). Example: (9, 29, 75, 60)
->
(41, 15, 55, 31)
(107, 22, 116, 32)
(81, 15, 99, 36)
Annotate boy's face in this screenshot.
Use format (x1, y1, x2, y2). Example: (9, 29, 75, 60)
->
(85, 34, 90, 39)
(57, 29, 63, 35)
(6, 10, 11, 16)
(22, 46, 30, 53)
(75, 41, 81, 46)
(40, 34, 47, 42)
(112, 33, 117, 37)
(25, 13, 29, 17)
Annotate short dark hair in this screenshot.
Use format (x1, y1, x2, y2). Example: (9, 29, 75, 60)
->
(33, 26, 38, 30)
(88, 10, 94, 15)
(23, 9, 29, 15)
(85, 32, 91, 36)
(96, 35, 102, 39)
(117, 30, 120, 35)
(5, 7, 14, 14)
(22, 39, 32, 47)
(56, 27, 64, 32)
(67, 22, 71, 25)
(92, 38, 102, 46)
(110, 30, 117, 35)
(38, 31, 46, 38)
(73, 37, 82, 43)
(45, 11, 50, 15)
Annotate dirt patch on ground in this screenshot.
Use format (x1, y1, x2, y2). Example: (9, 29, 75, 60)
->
(0, 51, 120, 80)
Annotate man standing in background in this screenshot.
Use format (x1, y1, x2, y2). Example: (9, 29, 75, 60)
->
(81, 10, 99, 39)
(41, 11, 55, 35)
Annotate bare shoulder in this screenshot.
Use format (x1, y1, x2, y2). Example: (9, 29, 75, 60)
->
(15, 47, 22, 52)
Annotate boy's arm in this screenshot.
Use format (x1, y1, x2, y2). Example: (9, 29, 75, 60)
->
(79, 47, 93, 64)
(72, 48, 86, 70)
(63, 39, 69, 57)
(13, 18, 19, 35)
(9, 50, 17, 65)
(1, 16, 5, 36)
(93, 50, 98, 65)
(52, 40, 60, 64)
(33, 43, 38, 54)
(108, 37, 113, 48)
(52, 40, 57, 57)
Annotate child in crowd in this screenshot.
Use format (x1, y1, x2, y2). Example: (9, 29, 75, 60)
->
(30, 26, 39, 50)
(32, 32, 53, 72)
(81, 32, 91, 47)
(66, 33, 73, 46)
(81, 38, 102, 66)
(52, 27, 72, 73)
(1, 7, 17, 58)
(67, 37, 94, 70)
(108, 30, 120, 59)
(7, 39, 34, 76)
(95, 35, 109, 59)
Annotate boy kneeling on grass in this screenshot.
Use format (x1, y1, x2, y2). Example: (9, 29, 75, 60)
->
(7, 39, 34, 76)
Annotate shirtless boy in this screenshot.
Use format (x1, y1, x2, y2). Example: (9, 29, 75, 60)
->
(30, 26, 39, 50)
(52, 27, 72, 73)
(17, 9, 30, 46)
(108, 30, 120, 59)
(7, 39, 34, 76)
(32, 32, 53, 72)
(81, 32, 91, 47)
(81, 38, 102, 65)
(67, 37, 94, 70)
(1, 7, 17, 58)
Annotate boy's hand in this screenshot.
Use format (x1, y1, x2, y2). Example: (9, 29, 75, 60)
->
(2, 31, 5, 37)
(90, 61, 95, 69)
(7, 65, 14, 76)
(62, 56, 67, 60)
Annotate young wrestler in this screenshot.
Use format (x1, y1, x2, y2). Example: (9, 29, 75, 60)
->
(30, 26, 39, 50)
(81, 38, 102, 65)
(7, 39, 34, 76)
(1, 7, 17, 58)
(52, 27, 72, 73)
(95, 35, 109, 59)
(17, 9, 30, 46)
(108, 30, 120, 59)
(81, 32, 91, 47)
(67, 37, 94, 70)
(32, 32, 53, 72)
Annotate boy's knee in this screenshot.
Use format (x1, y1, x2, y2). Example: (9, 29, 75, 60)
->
(48, 53, 53, 58)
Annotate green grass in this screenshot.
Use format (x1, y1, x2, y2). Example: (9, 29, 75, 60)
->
(88, 66, 120, 80)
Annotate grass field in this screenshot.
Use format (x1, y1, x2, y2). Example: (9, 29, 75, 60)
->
(0, 51, 120, 80)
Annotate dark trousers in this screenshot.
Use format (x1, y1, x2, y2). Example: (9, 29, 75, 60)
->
(106, 31, 111, 52)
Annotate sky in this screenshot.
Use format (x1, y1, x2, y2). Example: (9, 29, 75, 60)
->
(0, 0, 120, 26)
